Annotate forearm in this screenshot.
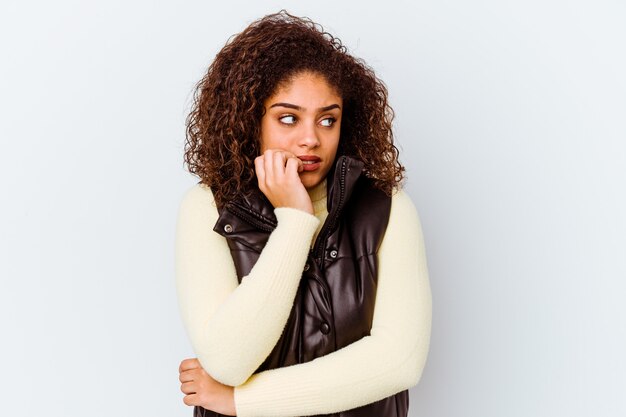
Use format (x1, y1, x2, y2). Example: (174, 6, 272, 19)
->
(175, 185, 320, 386)
(233, 332, 428, 417)
(200, 207, 319, 385)
(232, 189, 432, 417)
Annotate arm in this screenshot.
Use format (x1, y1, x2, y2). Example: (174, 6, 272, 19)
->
(232, 189, 433, 417)
(175, 184, 320, 386)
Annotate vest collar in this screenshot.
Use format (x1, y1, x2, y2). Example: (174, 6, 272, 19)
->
(224, 154, 365, 230)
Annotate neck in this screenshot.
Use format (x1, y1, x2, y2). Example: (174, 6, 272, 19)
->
(306, 178, 327, 215)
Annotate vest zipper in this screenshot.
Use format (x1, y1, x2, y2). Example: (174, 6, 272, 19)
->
(312, 157, 348, 262)
(308, 157, 346, 353)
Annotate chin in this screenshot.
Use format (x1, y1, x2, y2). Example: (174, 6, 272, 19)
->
(301, 176, 321, 189)
(301, 168, 329, 189)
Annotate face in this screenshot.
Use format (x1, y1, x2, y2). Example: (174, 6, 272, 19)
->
(259, 71, 342, 190)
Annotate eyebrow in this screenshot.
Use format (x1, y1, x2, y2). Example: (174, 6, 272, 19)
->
(269, 102, 341, 112)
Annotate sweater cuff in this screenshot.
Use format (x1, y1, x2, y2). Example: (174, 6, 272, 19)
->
(274, 206, 318, 222)
(273, 207, 320, 240)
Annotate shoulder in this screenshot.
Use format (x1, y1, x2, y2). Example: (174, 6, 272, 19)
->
(390, 188, 418, 216)
(177, 183, 220, 225)
(387, 187, 423, 232)
(180, 182, 215, 203)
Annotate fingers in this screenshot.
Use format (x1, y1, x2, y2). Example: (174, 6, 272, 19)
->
(254, 155, 265, 188)
(179, 359, 205, 386)
(182, 392, 199, 406)
(179, 358, 200, 373)
(179, 368, 196, 383)
(281, 150, 303, 174)
(264, 149, 276, 184)
(256, 149, 301, 185)
(272, 150, 284, 182)
(285, 155, 302, 176)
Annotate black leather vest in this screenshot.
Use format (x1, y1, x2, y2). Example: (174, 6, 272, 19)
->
(194, 155, 408, 417)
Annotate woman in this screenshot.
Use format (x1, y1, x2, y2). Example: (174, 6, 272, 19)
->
(175, 10, 432, 417)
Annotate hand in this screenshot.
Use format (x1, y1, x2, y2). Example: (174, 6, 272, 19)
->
(179, 358, 236, 416)
(254, 149, 314, 215)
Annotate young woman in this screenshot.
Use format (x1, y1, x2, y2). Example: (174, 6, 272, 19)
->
(175, 10, 432, 417)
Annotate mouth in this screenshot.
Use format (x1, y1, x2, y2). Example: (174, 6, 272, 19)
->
(297, 155, 322, 172)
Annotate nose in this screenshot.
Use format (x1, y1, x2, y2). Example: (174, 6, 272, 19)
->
(298, 121, 320, 149)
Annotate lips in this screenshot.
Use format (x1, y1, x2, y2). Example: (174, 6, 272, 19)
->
(297, 155, 322, 172)
(297, 155, 321, 162)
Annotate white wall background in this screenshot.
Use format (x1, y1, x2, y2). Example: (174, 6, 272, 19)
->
(1, 1, 624, 416)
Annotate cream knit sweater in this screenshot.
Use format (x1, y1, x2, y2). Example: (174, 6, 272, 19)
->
(175, 178, 432, 417)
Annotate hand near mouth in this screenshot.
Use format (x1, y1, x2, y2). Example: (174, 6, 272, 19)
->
(254, 148, 314, 215)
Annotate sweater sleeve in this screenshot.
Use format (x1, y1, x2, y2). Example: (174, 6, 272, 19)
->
(174, 184, 320, 386)
(232, 188, 433, 417)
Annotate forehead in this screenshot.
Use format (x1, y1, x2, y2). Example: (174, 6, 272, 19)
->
(269, 72, 342, 103)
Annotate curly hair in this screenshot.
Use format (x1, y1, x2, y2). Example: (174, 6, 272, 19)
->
(184, 10, 405, 208)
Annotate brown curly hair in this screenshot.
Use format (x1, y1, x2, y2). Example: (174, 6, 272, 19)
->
(184, 10, 405, 208)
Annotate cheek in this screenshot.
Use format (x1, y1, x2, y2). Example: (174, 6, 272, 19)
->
(327, 132, 341, 155)
(259, 120, 275, 152)
(261, 135, 288, 152)
(259, 120, 289, 151)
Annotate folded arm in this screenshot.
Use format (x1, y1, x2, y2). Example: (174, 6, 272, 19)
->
(175, 184, 320, 386)
(232, 189, 433, 417)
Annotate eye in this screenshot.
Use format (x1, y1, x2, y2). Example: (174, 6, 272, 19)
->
(320, 117, 336, 127)
(279, 115, 296, 125)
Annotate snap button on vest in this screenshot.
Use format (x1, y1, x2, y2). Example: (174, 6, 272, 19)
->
(223, 224, 233, 233)
(320, 322, 331, 334)
(329, 249, 338, 258)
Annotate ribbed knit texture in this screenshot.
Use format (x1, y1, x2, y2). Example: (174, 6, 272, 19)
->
(174, 182, 432, 417)
(175, 185, 320, 386)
